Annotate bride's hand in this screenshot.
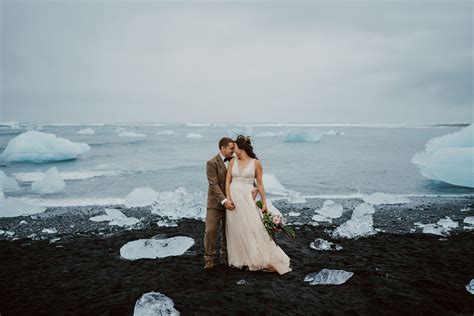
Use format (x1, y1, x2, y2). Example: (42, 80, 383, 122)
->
(261, 203, 268, 213)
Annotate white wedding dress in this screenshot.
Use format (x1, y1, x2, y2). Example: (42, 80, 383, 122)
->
(225, 158, 292, 275)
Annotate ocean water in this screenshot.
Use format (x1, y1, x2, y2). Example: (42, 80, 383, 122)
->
(1, 123, 473, 206)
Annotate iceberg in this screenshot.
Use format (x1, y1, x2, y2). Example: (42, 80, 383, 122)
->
(0, 193, 47, 217)
(77, 128, 95, 135)
(151, 187, 206, 220)
(119, 131, 146, 138)
(90, 208, 139, 227)
(31, 167, 66, 194)
(124, 187, 159, 208)
(0, 170, 20, 192)
(304, 269, 353, 285)
(310, 238, 342, 251)
(185, 133, 203, 139)
(120, 236, 194, 260)
(362, 192, 410, 205)
(283, 130, 321, 142)
(411, 124, 473, 188)
(133, 292, 180, 316)
(0, 131, 90, 163)
(466, 279, 474, 295)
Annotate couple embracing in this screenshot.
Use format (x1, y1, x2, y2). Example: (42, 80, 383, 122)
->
(204, 135, 292, 275)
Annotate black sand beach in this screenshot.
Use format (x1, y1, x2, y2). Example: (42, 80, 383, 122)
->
(1, 197, 474, 315)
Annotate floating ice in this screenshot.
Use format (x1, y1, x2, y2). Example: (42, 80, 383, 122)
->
(310, 238, 342, 251)
(0, 121, 21, 129)
(0, 194, 47, 217)
(466, 279, 474, 294)
(1, 131, 90, 163)
(15, 169, 122, 182)
(411, 124, 473, 188)
(90, 208, 139, 227)
(463, 217, 474, 225)
(151, 187, 205, 220)
(156, 130, 175, 135)
(314, 200, 343, 219)
(0, 170, 19, 192)
(32, 167, 66, 194)
(304, 269, 353, 285)
(119, 131, 146, 138)
(185, 133, 203, 139)
(362, 192, 410, 205)
(133, 291, 180, 316)
(124, 187, 159, 208)
(322, 130, 344, 136)
(77, 128, 95, 135)
(115, 127, 126, 133)
(283, 130, 321, 142)
(256, 131, 283, 138)
(120, 236, 194, 260)
(42, 228, 57, 234)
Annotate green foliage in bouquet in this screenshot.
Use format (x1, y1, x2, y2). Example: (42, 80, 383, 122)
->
(256, 200, 296, 241)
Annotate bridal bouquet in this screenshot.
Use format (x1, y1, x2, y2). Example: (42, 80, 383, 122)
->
(256, 200, 296, 241)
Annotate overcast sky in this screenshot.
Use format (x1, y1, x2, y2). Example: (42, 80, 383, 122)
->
(1, 0, 472, 124)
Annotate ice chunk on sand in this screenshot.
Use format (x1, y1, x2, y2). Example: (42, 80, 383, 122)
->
(90, 208, 139, 227)
(0, 194, 47, 217)
(284, 130, 321, 142)
(77, 128, 95, 135)
(288, 212, 300, 217)
(314, 200, 343, 219)
(133, 291, 180, 316)
(332, 213, 375, 239)
(120, 236, 194, 260)
(31, 167, 66, 194)
(466, 279, 474, 294)
(416, 217, 458, 236)
(185, 133, 203, 139)
(411, 124, 473, 188)
(436, 216, 458, 229)
(42, 228, 57, 234)
(463, 216, 474, 225)
(119, 131, 146, 138)
(312, 214, 332, 222)
(351, 203, 375, 217)
(124, 187, 159, 208)
(310, 238, 342, 251)
(362, 192, 410, 205)
(0, 170, 19, 192)
(0, 131, 90, 163)
(304, 269, 353, 285)
(151, 187, 206, 220)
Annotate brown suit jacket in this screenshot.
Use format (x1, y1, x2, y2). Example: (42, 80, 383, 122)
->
(206, 154, 227, 211)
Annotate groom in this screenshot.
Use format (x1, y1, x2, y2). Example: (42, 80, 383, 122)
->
(204, 137, 257, 271)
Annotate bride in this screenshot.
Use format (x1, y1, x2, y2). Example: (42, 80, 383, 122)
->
(225, 135, 292, 275)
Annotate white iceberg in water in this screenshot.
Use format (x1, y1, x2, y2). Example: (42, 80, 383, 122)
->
(0, 170, 19, 192)
(304, 269, 353, 285)
(310, 238, 342, 251)
(119, 131, 146, 138)
(362, 192, 410, 205)
(32, 167, 66, 194)
(120, 236, 194, 260)
(124, 187, 159, 208)
(411, 124, 473, 188)
(283, 130, 321, 142)
(77, 128, 95, 135)
(151, 187, 206, 220)
(90, 208, 139, 227)
(185, 133, 203, 139)
(0, 131, 90, 163)
(0, 193, 47, 217)
(134, 291, 180, 316)
(466, 279, 474, 295)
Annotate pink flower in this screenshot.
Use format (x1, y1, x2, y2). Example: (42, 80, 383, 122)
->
(272, 215, 281, 225)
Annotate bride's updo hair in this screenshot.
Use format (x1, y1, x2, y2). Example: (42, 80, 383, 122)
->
(235, 135, 258, 159)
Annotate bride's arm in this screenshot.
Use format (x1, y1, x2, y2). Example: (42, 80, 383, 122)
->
(255, 159, 268, 212)
(225, 159, 234, 208)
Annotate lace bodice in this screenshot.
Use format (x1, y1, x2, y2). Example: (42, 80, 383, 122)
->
(231, 158, 256, 184)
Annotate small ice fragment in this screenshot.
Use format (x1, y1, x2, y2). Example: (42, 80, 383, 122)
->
(77, 128, 95, 135)
(463, 217, 474, 225)
(19, 220, 27, 225)
(304, 269, 353, 285)
(236, 279, 247, 285)
(310, 238, 342, 251)
(288, 212, 300, 217)
(466, 279, 474, 294)
(185, 133, 203, 139)
(42, 228, 57, 234)
(133, 291, 180, 316)
(118, 131, 146, 138)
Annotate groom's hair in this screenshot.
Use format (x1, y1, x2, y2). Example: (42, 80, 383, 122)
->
(219, 137, 234, 149)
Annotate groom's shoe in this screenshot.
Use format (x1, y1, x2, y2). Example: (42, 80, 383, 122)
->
(204, 260, 215, 271)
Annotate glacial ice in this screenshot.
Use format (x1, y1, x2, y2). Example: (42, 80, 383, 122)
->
(120, 236, 194, 260)
(256, 131, 283, 138)
(304, 269, 353, 285)
(411, 124, 473, 188)
(151, 187, 206, 220)
(332, 203, 376, 239)
(0, 131, 90, 163)
(133, 291, 180, 316)
(0, 170, 19, 192)
(42, 228, 57, 234)
(310, 238, 342, 251)
(362, 192, 410, 205)
(124, 187, 159, 208)
(0, 121, 21, 129)
(314, 200, 343, 219)
(283, 130, 321, 142)
(463, 216, 474, 226)
(185, 133, 203, 139)
(0, 193, 47, 217)
(416, 216, 458, 236)
(351, 203, 375, 217)
(32, 167, 66, 194)
(466, 279, 474, 295)
(119, 131, 146, 138)
(90, 208, 139, 227)
(263, 173, 306, 203)
(77, 128, 95, 135)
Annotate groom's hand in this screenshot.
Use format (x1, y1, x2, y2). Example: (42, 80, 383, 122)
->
(225, 200, 235, 210)
(251, 188, 258, 201)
